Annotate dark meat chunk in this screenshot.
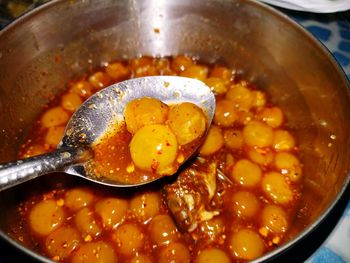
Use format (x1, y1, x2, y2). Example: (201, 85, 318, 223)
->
(164, 157, 231, 233)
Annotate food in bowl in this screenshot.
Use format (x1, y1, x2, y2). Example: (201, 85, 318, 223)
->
(87, 97, 207, 184)
(7, 55, 303, 262)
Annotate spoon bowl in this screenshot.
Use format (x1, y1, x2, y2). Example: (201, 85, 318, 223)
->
(0, 76, 215, 191)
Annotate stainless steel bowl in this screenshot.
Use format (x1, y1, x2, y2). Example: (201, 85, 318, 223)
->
(0, 0, 350, 262)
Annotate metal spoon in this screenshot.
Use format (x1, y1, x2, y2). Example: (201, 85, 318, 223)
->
(0, 76, 215, 191)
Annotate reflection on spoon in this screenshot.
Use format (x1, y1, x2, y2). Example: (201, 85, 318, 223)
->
(0, 76, 215, 191)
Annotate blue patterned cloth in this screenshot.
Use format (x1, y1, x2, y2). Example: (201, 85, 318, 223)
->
(306, 201, 350, 262)
(311, 247, 347, 263)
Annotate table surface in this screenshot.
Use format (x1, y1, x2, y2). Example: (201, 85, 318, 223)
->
(0, 1, 350, 263)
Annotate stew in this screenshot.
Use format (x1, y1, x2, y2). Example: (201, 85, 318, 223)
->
(7, 55, 303, 262)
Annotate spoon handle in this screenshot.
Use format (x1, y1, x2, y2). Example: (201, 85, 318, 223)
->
(0, 148, 82, 191)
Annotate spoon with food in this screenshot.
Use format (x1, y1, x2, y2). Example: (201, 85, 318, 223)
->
(0, 76, 215, 191)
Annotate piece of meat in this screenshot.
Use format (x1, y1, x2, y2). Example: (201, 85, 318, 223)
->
(163, 157, 232, 233)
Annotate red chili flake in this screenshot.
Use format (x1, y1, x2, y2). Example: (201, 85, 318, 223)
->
(54, 55, 62, 64)
(151, 160, 159, 171)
